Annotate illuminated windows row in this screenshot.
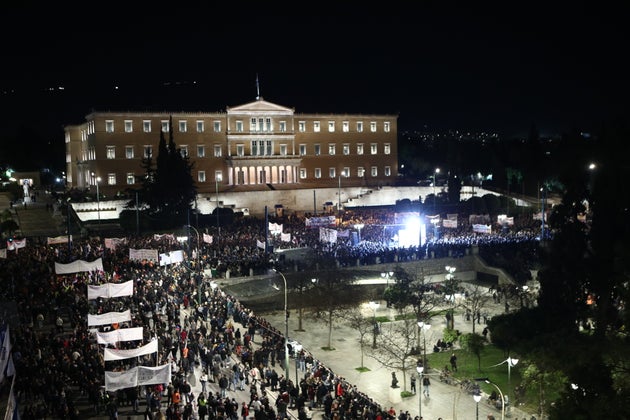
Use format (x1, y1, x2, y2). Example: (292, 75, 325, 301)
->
(103, 119, 391, 134)
(300, 166, 391, 179)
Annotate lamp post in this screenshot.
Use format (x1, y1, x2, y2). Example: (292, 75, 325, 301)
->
(473, 392, 482, 420)
(355, 223, 364, 244)
(368, 301, 380, 348)
(475, 378, 505, 420)
(216, 173, 222, 240)
(381, 271, 394, 287)
(273, 269, 290, 379)
(416, 365, 424, 419)
(445, 265, 457, 329)
(95, 176, 101, 223)
(417, 321, 431, 365)
(185, 224, 202, 304)
(433, 168, 440, 213)
(506, 356, 519, 384)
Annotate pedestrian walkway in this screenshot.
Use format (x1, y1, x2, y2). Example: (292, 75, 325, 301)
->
(256, 299, 536, 420)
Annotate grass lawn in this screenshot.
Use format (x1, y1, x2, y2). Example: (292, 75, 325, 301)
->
(425, 344, 541, 414)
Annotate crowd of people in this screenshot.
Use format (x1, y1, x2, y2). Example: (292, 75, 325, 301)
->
(0, 206, 548, 419)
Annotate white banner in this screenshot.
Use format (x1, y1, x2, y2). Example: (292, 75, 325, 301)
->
(256, 240, 266, 250)
(159, 250, 184, 266)
(0, 248, 6, 259)
(88, 309, 132, 326)
(104, 339, 158, 361)
(88, 280, 134, 300)
(105, 364, 171, 392)
(269, 222, 283, 234)
(280, 232, 291, 243)
(443, 219, 458, 228)
(472, 224, 492, 234)
(97, 327, 144, 345)
(129, 248, 159, 262)
(305, 215, 336, 227)
(47, 235, 71, 245)
(105, 237, 128, 250)
(55, 258, 104, 274)
(319, 227, 338, 243)
(203, 233, 213, 244)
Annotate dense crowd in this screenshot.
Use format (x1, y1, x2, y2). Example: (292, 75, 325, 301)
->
(0, 208, 547, 419)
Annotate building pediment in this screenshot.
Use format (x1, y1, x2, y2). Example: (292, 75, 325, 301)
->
(227, 97, 294, 115)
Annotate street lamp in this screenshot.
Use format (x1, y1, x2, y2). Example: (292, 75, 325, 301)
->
(381, 271, 394, 287)
(433, 168, 440, 213)
(273, 269, 290, 380)
(417, 321, 431, 365)
(416, 365, 424, 419)
(473, 391, 482, 420)
(355, 223, 364, 244)
(216, 173, 222, 240)
(368, 301, 380, 348)
(95, 175, 101, 223)
(506, 356, 519, 384)
(445, 265, 457, 329)
(475, 378, 505, 420)
(185, 224, 202, 304)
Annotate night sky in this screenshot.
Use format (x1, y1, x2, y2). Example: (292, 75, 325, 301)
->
(1, 4, 628, 171)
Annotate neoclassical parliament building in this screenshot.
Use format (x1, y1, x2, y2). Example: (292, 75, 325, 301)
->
(63, 96, 399, 201)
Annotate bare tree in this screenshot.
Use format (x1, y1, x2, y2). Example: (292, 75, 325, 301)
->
(368, 310, 420, 392)
(309, 256, 362, 349)
(459, 283, 492, 334)
(342, 306, 374, 370)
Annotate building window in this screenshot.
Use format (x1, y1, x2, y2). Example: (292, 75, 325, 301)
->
(299, 144, 306, 156)
(214, 145, 222, 157)
(371, 166, 378, 177)
(196, 120, 204, 132)
(299, 121, 306, 132)
(357, 121, 363, 132)
(124, 120, 133, 133)
(384, 143, 391, 155)
(237, 144, 244, 156)
(125, 146, 134, 159)
(144, 145, 153, 158)
(343, 167, 350, 177)
(384, 121, 391, 132)
(250, 118, 257, 132)
(371, 143, 378, 154)
(328, 121, 335, 132)
(197, 145, 205, 157)
(126, 173, 135, 185)
(280, 144, 287, 156)
(143, 120, 151, 133)
(105, 120, 114, 133)
(357, 144, 364, 155)
(343, 144, 350, 155)
(251, 141, 257, 156)
(215, 171, 223, 182)
(314, 144, 321, 156)
(266, 140, 272, 155)
(370, 121, 377, 132)
(106, 146, 116, 159)
(315, 168, 321, 179)
(329, 168, 336, 178)
(385, 166, 391, 176)
(180, 145, 188, 157)
(328, 144, 336, 155)
(214, 121, 221, 132)
(358, 167, 365, 178)
(236, 120, 243, 132)
(179, 120, 187, 132)
(314, 121, 320, 132)
(161, 120, 169, 132)
(107, 173, 117, 185)
(265, 118, 272, 132)
(279, 121, 286, 132)
(198, 171, 206, 182)
(342, 121, 349, 132)
(300, 168, 307, 179)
